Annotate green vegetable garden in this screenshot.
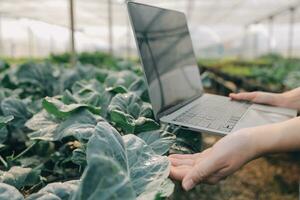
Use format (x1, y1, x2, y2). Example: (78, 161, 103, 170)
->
(199, 54, 300, 94)
(0, 52, 299, 199)
(0, 53, 185, 199)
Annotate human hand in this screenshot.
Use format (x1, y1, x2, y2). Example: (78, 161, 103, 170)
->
(168, 128, 261, 191)
(230, 87, 300, 111)
(229, 91, 284, 106)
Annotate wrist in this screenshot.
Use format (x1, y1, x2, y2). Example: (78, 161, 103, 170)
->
(251, 123, 284, 156)
(273, 93, 288, 107)
(236, 128, 264, 160)
(247, 127, 265, 158)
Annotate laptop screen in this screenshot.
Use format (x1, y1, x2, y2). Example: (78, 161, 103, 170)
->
(128, 2, 203, 118)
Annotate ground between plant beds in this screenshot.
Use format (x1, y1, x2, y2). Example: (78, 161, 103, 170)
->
(170, 134, 300, 200)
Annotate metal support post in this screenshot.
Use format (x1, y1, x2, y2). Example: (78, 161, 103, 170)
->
(126, 18, 131, 59)
(268, 16, 274, 53)
(287, 7, 295, 58)
(69, 0, 76, 67)
(0, 14, 3, 56)
(108, 0, 113, 55)
(27, 27, 34, 58)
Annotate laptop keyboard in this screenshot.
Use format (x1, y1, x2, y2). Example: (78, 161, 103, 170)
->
(173, 96, 251, 133)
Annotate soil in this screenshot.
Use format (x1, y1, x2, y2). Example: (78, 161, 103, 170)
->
(170, 134, 300, 200)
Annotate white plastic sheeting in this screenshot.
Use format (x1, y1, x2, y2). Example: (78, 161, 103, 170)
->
(0, 0, 300, 58)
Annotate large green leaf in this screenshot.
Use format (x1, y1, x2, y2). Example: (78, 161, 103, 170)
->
(105, 70, 138, 89)
(26, 110, 102, 141)
(42, 96, 101, 119)
(79, 122, 173, 200)
(123, 135, 173, 199)
(0, 115, 14, 144)
(137, 130, 176, 155)
(73, 155, 135, 200)
(108, 93, 159, 134)
(0, 183, 24, 200)
(0, 166, 41, 189)
(16, 62, 59, 97)
(0, 115, 14, 128)
(0, 88, 22, 106)
(1, 98, 32, 129)
(26, 180, 79, 200)
(62, 79, 111, 117)
(86, 121, 128, 172)
(128, 78, 149, 102)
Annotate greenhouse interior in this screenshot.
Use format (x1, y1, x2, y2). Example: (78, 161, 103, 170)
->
(0, 0, 300, 200)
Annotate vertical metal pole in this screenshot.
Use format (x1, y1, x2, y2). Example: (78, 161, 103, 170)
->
(288, 7, 295, 58)
(108, 0, 113, 55)
(268, 16, 274, 53)
(69, 0, 76, 67)
(27, 27, 34, 58)
(253, 24, 258, 58)
(186, 0, 194, 20)
(50, 36, 54, 54)
(240, 25, 248, 58)
(126, 18, 131, 58)
(0, 14, 3, 56)
(10, 40, 15, 58)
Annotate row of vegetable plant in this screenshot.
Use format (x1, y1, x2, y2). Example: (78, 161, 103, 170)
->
(199, 54, 300, 92)
(0, 58, 202, 200)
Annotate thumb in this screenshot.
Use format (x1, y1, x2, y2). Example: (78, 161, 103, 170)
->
(182, 158, 220, 191)
(229, 92, 258, 102)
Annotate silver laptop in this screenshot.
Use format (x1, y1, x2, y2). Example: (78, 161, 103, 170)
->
(127, 2, 297, 135)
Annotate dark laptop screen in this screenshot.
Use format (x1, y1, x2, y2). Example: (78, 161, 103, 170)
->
(128, 2, 203, 118)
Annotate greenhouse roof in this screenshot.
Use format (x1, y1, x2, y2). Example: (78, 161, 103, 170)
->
(1, 0, 299, 27)
(0, 0, 300, 57)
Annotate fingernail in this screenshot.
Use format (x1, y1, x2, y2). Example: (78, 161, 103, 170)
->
(183, 179, 195, 191)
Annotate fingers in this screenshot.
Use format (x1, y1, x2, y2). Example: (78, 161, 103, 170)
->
(168, 148, 213, 167)
(229, 92, 258, 102)
(169, 157, 195, 166)
(168, 148, 216, 188)
(169, 165, 192, 181)
(168, 153, 201, 160)
(182, 158, 221, 191)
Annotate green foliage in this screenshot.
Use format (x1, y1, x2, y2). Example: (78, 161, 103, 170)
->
(42, 96, 101, 119)
(26, 180, 79, 200)
(108, 93, 160, 134)
(62, 79, 111, 117)
(199, 54, 300, 91)
(0, 55, 191, 199)
(0, 115, 14, 144)
(74, 121, 174, 200)
(137, 130, 176, 155)
(50, 52, 118, 69)
(0, 183, 24, 200)
(26, 109, 102, 141)
(169, 128, 202, 154)
(0, 166, 41, 189)
(0, 60, 9, 73)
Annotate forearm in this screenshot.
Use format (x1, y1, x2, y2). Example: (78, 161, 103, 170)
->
(254, 117, 300, 156)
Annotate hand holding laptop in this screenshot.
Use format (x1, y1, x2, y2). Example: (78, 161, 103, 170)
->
(230, 87, 300, 112)
(168, 88, 300, 191)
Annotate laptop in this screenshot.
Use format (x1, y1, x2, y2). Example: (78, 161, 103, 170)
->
(127, 2, 298, 135)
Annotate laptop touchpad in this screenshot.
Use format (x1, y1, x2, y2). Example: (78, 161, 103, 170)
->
(232, 104, 296, 132)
